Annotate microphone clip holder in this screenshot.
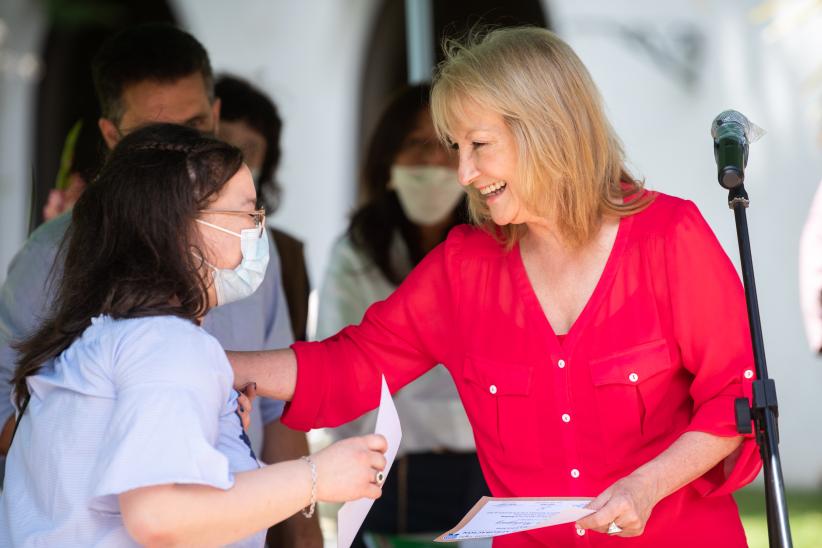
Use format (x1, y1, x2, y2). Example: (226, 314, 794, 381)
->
(728, 185, 750, 210)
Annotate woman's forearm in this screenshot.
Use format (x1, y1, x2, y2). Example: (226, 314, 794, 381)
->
(576, 431, 745, 535)
(262, 420, 323, 547)
(121, 459, 311, 547)
(120, 434, 388, 546)
(227, 348, 297, 401)
(632, 431, 743, 504)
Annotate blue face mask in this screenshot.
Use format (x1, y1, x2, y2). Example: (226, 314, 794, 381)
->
(195, 220, 270, 306)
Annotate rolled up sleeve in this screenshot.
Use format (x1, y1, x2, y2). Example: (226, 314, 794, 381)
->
(666, 200, 761, 495)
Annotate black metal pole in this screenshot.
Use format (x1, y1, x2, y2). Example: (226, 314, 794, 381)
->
(728, 185, 792, 548)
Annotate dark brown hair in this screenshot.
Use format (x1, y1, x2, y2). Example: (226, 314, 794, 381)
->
(215, 74, 283, 211)
(92, 23, 214, 123)
(12, 123, 243, 408)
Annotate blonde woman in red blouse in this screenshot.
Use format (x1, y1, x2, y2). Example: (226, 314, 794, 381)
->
(231, 27, 761, 546)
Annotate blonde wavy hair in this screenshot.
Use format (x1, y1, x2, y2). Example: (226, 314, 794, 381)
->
(430, 26, 649, 248)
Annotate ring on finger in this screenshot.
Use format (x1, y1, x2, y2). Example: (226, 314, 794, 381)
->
(607, 521, 623, 535)
(375, 471, 385, 485)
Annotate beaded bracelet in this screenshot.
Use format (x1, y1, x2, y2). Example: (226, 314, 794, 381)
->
(300, 456, 317, 518)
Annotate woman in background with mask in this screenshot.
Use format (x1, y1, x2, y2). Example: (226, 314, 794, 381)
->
(0, 123, 387, 547)
(316, 83, 488, 545)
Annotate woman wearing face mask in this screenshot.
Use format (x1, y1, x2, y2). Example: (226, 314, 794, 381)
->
(0, 124, 387, 548)
(316, 83, 488, 544)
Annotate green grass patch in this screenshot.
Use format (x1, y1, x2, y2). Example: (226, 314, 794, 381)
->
(734, 487, 822, 548)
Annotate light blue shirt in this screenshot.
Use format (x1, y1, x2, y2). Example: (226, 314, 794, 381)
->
(0, 212, 293, 480)
(0, 315, 265, 547)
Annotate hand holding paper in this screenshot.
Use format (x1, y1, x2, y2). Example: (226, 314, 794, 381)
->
(337, 376, 402, 548)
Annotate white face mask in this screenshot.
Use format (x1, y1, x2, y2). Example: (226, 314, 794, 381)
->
(195, 220, 270, 306)
(389, 165, 464, 226)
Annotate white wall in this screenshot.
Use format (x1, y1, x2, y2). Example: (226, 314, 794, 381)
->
(547, 0, 822, 487)
(0, 0, 44, 284)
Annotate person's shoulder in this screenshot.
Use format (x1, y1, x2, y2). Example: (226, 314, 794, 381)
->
(330, 233, 356, 255)
(327, 233, 372, 271)
(114, 315, 223, 361)
(7, 212, 72, 271)
(106, 315, 231, 386)
(630, 190, 701, 234)
(444, 224, 505, 259)
(626, 190, 727, 258)
(1, 214, 72, 316)
(28, 211, 73, 247)
(644, 190, 692, 211)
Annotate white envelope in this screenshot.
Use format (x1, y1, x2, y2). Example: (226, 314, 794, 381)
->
(337, 376, 402, 548)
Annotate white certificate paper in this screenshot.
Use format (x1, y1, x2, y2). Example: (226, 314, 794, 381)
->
(434, 497, 595, 542)
(337, 376, 402, 548)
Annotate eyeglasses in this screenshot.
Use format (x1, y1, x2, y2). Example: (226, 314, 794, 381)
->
(198, 208, 266, 237)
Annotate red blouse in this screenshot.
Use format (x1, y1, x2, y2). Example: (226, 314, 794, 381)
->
(284, 192, 761, 546)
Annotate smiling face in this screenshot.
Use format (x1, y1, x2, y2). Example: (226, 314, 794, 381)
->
(448, 98, 537, 227)
(431, 27, 645, 249)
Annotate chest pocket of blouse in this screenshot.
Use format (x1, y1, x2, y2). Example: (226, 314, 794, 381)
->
(461, 356, 542, 468)
(588, 339, 673, 460)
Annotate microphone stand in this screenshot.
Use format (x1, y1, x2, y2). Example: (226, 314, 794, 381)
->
(727, 184, 793, 548)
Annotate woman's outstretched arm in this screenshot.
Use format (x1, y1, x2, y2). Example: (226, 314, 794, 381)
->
(228, 348, 297, 402)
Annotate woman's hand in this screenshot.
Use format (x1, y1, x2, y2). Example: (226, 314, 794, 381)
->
(312, 434, 388, 503)
(236, 383, 257, 431)
(575, 472, 660, 537)
(576, 432, 745, 537)
(227, 349, 297, 402)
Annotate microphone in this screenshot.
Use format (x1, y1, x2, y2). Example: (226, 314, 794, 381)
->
(711, 110, 765, 189)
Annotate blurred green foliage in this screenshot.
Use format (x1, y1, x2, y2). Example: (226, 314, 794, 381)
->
(735, 487, 822, 548)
